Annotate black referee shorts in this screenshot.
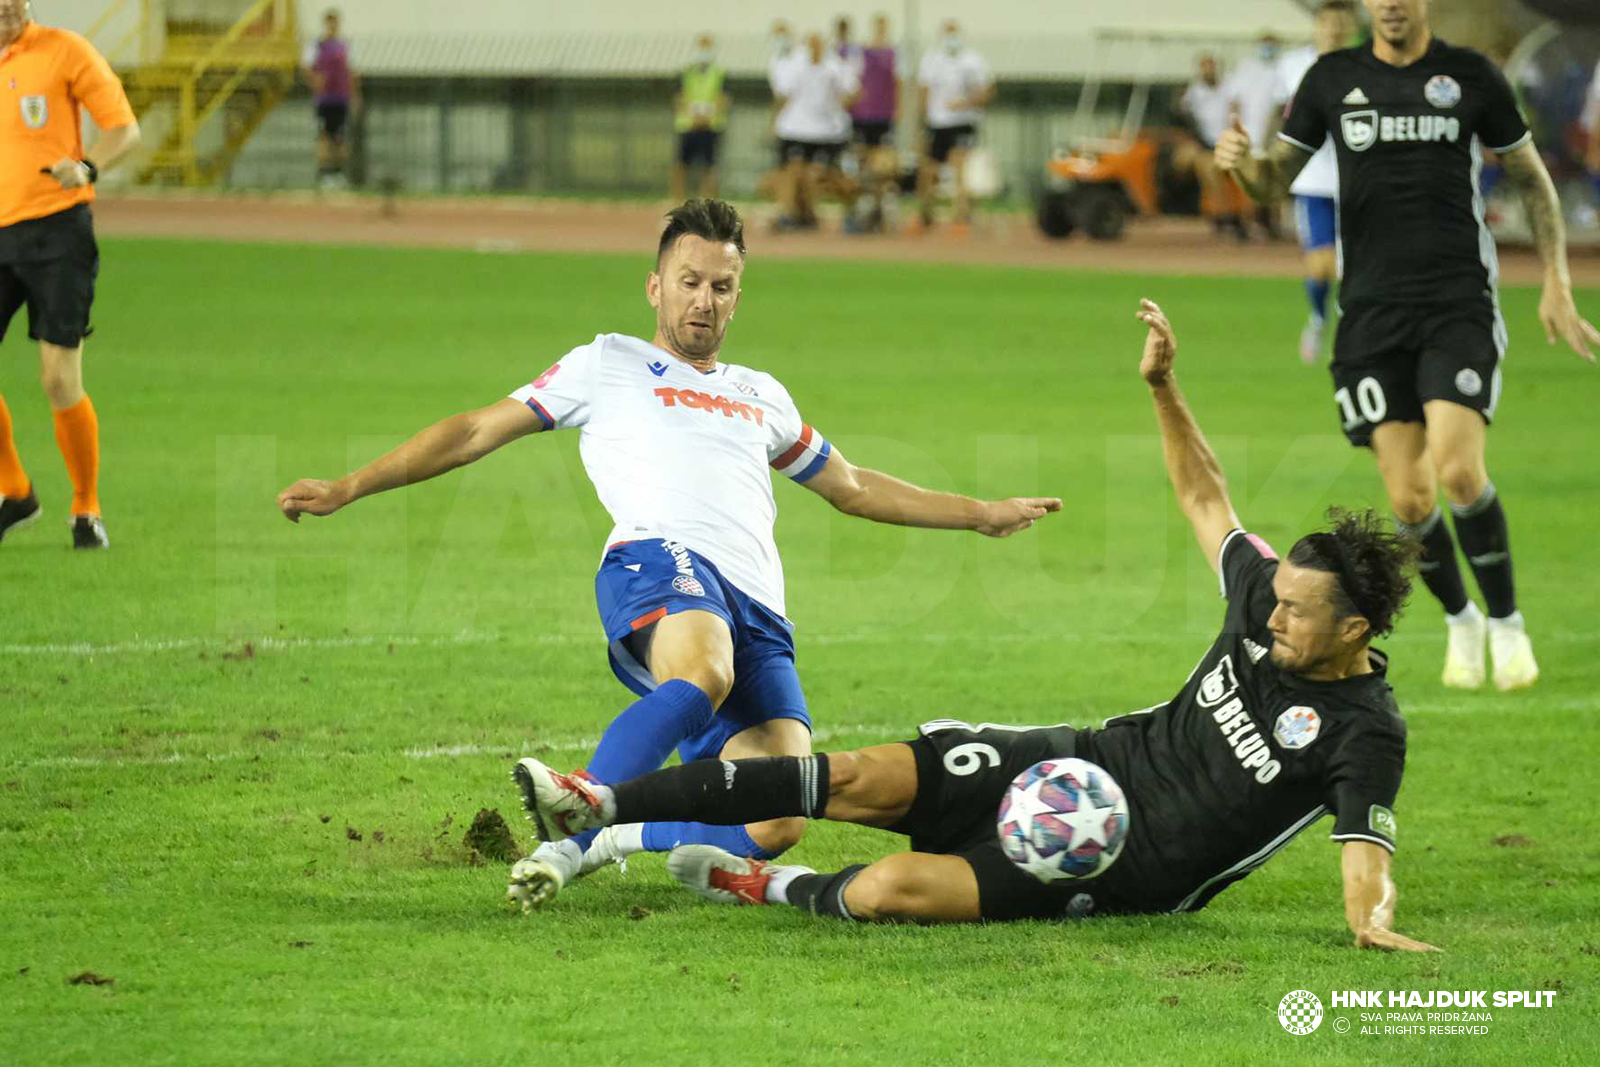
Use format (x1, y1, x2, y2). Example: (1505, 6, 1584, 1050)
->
(1330, 299, 1504, 448)
(0, 203, 99, 348)
(316, 101, 350, 143)
(890, 722, 1130, 922)
(925, 123, 976, 164)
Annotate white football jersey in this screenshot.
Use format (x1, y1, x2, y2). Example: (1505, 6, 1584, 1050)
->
(509, 333, 831, 619)
(1275, 47, 1338, 199)
(919, 47, 992, 129)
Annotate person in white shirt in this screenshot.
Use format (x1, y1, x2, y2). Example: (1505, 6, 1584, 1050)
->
(1174, 54, 1240, 237)
(771, 32, 860, 230)
(1273, 1, 1356, 364)
(916, 19, 994, 230)
(275, 200, 1060, 909)
(1228, 32, 1287, 240)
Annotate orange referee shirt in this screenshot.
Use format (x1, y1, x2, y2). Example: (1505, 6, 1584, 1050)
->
(1, 22, 135, 229)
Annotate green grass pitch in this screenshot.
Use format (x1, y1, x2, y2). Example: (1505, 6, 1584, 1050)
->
(2, 238, 1597, 1065)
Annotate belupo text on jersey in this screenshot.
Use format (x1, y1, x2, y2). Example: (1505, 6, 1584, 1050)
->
(1196, 655, 1282, 784)
(1342, 111, 1460, 151)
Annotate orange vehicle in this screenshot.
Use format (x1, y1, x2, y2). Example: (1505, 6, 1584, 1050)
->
(1035, 135, 1160, 241)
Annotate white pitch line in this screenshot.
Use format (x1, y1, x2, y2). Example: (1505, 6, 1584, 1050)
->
(7, 703, 1596, 772)
(7, 629, 1597, 657)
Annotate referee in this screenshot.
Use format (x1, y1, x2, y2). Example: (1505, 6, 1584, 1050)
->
(0, 0, 139, 549)
(1216, 0, 1598, 691)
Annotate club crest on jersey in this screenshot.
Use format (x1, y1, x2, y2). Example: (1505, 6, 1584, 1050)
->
(20, 95, 48, 129)
(1273, 706, 1322, 750)
(1424, 74, 1462, 109)
(1341, 109, 1377, 152)
(1196, 655, 1240, 709)
(671, 574, 705, 597)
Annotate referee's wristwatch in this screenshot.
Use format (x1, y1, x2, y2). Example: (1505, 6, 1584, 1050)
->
(81, 159, 99, 184)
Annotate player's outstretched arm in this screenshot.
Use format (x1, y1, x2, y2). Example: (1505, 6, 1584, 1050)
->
(1214, 121, 1310, 204)
(800, 449, 1061, 538)
(1340, 841, 1440, 952)
(276, 398, 544, 522)
(1137, 299, 1240, 572)
(1500, 142, 1600, 364)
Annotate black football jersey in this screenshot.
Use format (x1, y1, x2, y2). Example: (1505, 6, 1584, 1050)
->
(1079, 529, 1407, 913)
(1280, 38, 1530, 308)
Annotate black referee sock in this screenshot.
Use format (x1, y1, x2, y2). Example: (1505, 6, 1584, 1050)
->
(1395, 507, 1470, 616)
(610, 754, 830, 827)
(1451, 483, 1516, 618)
(781, 865, 869, 921)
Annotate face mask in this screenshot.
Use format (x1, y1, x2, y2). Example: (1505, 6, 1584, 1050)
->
(772, 33, 792, 56)
(943, 33, 962, 54)
(1259, 43, 1279, 60)
(693, 48, 715, 66)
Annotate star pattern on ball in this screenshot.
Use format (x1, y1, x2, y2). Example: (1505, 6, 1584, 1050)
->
(1055, 793, 1116, 850)
(1008, 777, 1115, 851)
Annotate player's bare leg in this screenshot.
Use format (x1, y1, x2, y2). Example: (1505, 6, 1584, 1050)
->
(1372, 420, 1484, 687)
(1424, 399, 1535, 689)
(915, 153, 938, 229)
(840, 853, 981, 922)
(670, 161, 688, 203)
(39, 341, 105, 548)
(639, 609, 736, 706)
(777, 157, 808, 228)
(947, 146, 971, 230)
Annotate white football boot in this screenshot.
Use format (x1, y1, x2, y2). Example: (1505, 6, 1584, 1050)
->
(506, 839, 581, 913)
(510, 757, 609, 841)
(1441, 602, 1487, 690)
(666, 844, 814, 907)
(1488, 612, 1539, 691)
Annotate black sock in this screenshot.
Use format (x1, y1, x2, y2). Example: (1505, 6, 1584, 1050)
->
(781, 865, 868, 920)
(1451, 483, 1516, 618)
(611, 754, 830, 827)
(1395, 507, 1470, 616)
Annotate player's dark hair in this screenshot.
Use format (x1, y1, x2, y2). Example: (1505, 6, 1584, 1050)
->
(1287, 507, 1420, 639)
(657, 199, 746, 266)
(1316, 1, 1356, 15)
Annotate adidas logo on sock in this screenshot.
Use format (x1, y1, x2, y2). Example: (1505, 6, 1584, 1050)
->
(1343, 87, 1369, 105)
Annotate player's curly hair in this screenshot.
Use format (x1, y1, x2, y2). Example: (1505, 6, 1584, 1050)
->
(1287, 507, 1421, 639)
(657, 199, 746, 265)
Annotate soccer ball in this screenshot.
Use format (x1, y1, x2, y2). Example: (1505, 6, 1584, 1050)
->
(997, 758, 1129, 883)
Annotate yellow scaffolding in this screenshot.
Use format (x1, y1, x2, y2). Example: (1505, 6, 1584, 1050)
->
(92, 0, 301, 186)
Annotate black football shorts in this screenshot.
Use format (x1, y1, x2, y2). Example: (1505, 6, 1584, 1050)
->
(1330, 298, 1504, 447)
(890, 720, 1130, 921)
(0, 204, 99, 348)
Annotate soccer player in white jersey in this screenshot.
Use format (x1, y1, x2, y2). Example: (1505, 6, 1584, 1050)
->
(1274, 1, 1357, 363)
(276, 200, 1060, 907)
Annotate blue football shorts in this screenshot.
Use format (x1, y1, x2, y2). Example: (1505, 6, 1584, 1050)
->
(594, 538, 810, 763)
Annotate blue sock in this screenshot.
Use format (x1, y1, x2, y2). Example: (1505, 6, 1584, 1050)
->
(1305, 278, 1330, 321)
(641, 821, 778, 860)
(568, 679, 714, 852)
